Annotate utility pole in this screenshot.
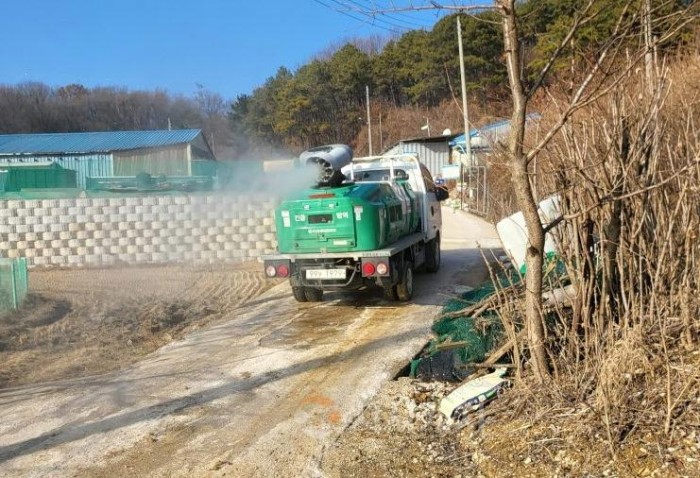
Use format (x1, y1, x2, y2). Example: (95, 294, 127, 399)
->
(366, 85, 373, 155)
(378, 110, 383, 152)
(457, 15, 472, 168)
(421, 117, 431, 136)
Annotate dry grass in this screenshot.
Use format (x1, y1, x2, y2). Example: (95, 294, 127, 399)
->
(461, 42, 700, 476)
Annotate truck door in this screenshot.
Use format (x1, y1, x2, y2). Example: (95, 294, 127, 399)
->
(420, 164, 442, 241)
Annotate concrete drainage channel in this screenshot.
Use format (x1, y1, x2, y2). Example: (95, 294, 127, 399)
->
(396, 345, 473, 382)
(383, 284, 511, 444)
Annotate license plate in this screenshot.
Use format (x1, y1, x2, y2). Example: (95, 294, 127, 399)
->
(306, 268, 346, 280)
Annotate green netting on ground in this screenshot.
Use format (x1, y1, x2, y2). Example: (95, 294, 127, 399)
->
(410, 275, 513, 377)
(441, 280, 504, 347)
(410, 254, 570, 378)
(433, 309, 502, 363)
(0, 258, 28, 312)
(409, 266, 530, 378)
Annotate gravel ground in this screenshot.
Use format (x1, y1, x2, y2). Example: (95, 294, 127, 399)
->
(322, 377, 472, 477)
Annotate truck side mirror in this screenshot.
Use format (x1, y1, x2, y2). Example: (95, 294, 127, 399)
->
(435, 186, 449, 202)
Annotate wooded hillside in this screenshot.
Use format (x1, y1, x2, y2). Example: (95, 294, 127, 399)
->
(0, 0, 693, 161)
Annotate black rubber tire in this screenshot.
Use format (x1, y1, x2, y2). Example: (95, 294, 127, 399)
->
(304, 287, 324, 302)
(425, 236, 441, 273)
(383, 285, 398, 301)
(396, 261, 414, 301)
(292, 286, 308, 302)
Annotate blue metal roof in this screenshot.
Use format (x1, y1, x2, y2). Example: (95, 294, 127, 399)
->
(449, 114, 541, 149)
(0, 129, 202, 155)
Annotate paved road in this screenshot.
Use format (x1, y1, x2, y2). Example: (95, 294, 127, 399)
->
(0, 208, 501, 478)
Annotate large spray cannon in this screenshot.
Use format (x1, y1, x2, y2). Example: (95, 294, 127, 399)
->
(299, 144, 353, 187)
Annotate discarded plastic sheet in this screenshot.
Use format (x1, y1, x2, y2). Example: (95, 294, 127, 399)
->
(542, 284, 577, 308)
(495, 195, 560, 273)
(438, 367, 509, 420)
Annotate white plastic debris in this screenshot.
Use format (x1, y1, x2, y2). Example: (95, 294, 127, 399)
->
(495, 195, 560, 272)
(438, 367, 509, 420)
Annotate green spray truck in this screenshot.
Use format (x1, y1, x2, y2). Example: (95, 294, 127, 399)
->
(262, 144, 448, 302)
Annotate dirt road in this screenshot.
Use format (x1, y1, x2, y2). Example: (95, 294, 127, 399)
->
(0, 209, 500, 478)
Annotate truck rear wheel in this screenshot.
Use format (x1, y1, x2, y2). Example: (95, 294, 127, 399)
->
(292, 286, 309, 302)
(383, 285, 398, 301)
(396, 261, 414, 301)
(305, 288, 324, 302)
(425, 236, 441, 273)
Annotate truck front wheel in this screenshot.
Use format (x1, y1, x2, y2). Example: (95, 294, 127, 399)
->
(292, 286, 309, 302)
(396, 261, 414, 301)
(425, 236, 441, 273)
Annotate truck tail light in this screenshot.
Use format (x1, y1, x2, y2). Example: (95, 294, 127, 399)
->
(277, 264, 290, 277)
(376, 262, 389, 275)
(362, 262, 376, 276)
(266, 263, 290, 278)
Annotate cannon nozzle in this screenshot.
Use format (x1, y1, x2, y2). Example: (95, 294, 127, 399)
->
(300, 144, 353, 187)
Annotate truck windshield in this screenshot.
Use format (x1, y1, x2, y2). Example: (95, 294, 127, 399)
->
(354, 169, 408, 182)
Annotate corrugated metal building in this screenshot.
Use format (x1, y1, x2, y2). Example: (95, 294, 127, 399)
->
(0, 129, 216, 188)
(449, 113, 542, 162)
(383, 133, 460, 178)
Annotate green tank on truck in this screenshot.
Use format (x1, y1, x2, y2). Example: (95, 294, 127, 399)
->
(263, 144, 448, 303)
(275, 180, 419, 254)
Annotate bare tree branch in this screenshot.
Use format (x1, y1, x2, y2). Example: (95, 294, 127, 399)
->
(543, 154, 700, 234)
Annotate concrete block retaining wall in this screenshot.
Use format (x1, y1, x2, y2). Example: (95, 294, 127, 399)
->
(0, 194, 279, 268)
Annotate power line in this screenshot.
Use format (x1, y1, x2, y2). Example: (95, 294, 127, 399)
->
(315, 0, 448, 33)
(326, 0, 425, 31)
(312, 0, 399, 32)
(340, 0, 432, 28)
(349, 0, 490, 14)
(314, 0, 490, 38)
(355, 0, 447, 26)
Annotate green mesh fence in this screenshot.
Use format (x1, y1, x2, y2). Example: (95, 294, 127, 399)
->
(0, 258, 28, 311)
(0, 188, 212, 200)
(86, 175, 213, 192)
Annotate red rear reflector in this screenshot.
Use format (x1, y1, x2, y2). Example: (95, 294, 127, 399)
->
(362, 262, 376, 276)
(277, 264, 290, 277)
(309, 193, 335, 199)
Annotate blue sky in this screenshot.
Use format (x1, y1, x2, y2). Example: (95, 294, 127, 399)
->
(1, 0, 455, 101)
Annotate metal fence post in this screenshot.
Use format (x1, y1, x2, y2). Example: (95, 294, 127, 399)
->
(10, 262, 18, 309)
